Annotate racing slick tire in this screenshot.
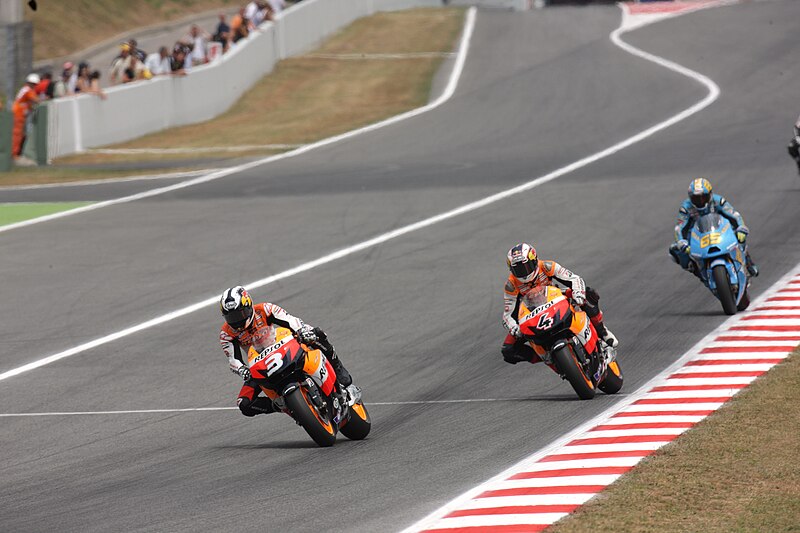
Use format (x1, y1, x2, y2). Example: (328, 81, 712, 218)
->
(552, 344, 596, 400)
(712, 264, 737, 315)
(598, 361, 624, 395)
(339, 401, 371, 441)
(285, 386, 337, 447)
(736, 288, 751, 312)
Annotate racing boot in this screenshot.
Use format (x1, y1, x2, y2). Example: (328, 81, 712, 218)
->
(746, 253, 759, 277)
(591, 317, 618, 348)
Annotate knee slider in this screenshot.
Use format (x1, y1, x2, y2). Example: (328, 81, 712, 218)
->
(237, 396, 258, 417)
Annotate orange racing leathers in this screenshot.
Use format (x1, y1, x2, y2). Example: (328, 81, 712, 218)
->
(501, 260, 609, 364)
(219, 302, 341, 416)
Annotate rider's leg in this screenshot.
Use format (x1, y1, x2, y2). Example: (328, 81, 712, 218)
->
(313, 327, 353, 387)
(237, 380, 276, 416)
(583, 287, 618, 347)
(669, 243, 702, 279)
(501, 334, 541, 364)
(789, 140, 800, 174)
(743, 246, 759, 277)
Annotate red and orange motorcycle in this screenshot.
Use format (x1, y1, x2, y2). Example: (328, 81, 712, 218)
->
(517, 285, 623, 400)
(247, 328, 371, 447)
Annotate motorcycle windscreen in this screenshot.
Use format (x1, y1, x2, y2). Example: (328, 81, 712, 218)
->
(696, 213, 724, 233)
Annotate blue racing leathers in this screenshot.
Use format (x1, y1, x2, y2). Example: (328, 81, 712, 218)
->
(670, 194, 746, 270)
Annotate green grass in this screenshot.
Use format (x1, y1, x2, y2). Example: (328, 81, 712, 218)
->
(0, 202, 92, 226)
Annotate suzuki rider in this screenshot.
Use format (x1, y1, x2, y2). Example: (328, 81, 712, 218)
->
(669, 178, 759, 278)
(219, 286, 355, 417)
(501, 243, 618, 365)
(787, 115, 800, 175)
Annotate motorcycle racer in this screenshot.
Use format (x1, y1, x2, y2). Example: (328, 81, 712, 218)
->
(501, 243, 617, 365)
(219, 286, 354, 417)
(669, 178, 759, 277)
(787, 115, 800, 175)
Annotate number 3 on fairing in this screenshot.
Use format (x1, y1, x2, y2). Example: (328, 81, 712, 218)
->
(264, 353, 284, 376)
(536, 314, 554, 330)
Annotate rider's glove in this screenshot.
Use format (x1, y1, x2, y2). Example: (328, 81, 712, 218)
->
(677, 239, 690, 253)
(736, 225, 749, 244)
(572, 289, 586, 307)
(508, 324, 522, 338)
(296, 324, 318, 345)
(237, 366, 251, 382)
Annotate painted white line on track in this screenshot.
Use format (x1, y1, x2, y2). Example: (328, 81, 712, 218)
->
(0, 168, 224, 192)
(0, 0, 724, 383)
(0, 7, 477, 234)
(0, 396, 547, 416)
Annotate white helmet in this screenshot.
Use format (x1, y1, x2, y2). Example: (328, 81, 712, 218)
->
(26, 73, 40, 84)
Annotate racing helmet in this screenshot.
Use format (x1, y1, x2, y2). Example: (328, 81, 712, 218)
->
(688, 178, 713, 210)
(220, 286, 254, 331)
(507, 243, 539, 283)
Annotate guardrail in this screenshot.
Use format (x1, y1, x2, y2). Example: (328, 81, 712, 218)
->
(46, 0, 442, 159)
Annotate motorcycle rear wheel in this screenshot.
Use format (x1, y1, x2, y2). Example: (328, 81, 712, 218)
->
(712, 264, 737, 315)
(285, 386, 337, 447)
(552, 344, 596, 400)
(340, 401, 371, 441)
(598, 361, 624, 395)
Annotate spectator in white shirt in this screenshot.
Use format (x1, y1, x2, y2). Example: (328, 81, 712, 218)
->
(182, 24, 211, 66)
(145, 46, 172, 76)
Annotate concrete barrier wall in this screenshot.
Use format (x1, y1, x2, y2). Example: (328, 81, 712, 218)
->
(47, 0, 446, 159)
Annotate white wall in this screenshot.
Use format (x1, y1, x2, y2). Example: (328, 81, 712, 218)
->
(47, 0, 447, 159)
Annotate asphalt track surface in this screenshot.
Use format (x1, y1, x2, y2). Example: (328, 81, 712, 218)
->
(2, 2, 800, 532)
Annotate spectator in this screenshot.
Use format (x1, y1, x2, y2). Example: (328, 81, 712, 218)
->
(182, 24, 211, 66)
(51, 68, 70, 98)
(34, 72, 52, 99)
(109, 43, 134, 85)
(75, 63, 91, 93)
(11, 74, 39, 157)
(128, 38, 147, 62)
(170, 44, 191, 76)
(63, 61, 77, 94)
(213, 13, 231, 53)
(145, 46, 172, 76)
(86, 71, 107, 100)
(252, 1, 274, 26)
(244, 1, 260, 22)
(230, 7, 250, 43)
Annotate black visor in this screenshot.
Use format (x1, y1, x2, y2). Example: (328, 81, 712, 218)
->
(511, 260, 535, 279)
(691, 193, 710, 209)
(224, 306, 253, 330)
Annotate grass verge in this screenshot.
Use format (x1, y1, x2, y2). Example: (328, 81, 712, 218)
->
(0, 202, 92, 226)
(549, 347, 800, 533)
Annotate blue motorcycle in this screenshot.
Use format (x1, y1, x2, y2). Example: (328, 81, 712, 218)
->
(688, 213, 751, 315)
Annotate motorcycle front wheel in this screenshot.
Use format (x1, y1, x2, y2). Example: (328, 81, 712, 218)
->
(339, 401, 371, 441)
(552, 344, 596, 400)
(285, 386, 337, 447)
(712, 264, 737, 315)
(598, 361, 624, 395)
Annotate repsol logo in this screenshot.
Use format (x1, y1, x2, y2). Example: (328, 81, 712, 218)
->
(520, 300, 556, 323)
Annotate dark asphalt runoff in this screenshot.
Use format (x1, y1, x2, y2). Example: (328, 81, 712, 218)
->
(2, 2, 800, 532)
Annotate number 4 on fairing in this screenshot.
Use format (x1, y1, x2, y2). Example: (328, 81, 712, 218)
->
(536, 314, 554, 330)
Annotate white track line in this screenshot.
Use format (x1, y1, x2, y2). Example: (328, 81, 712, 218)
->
(0, 1, 722, 383)
(0, 7, 477, 234)
(0, 169, 225, 191)
(0, 396, 545, 417)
